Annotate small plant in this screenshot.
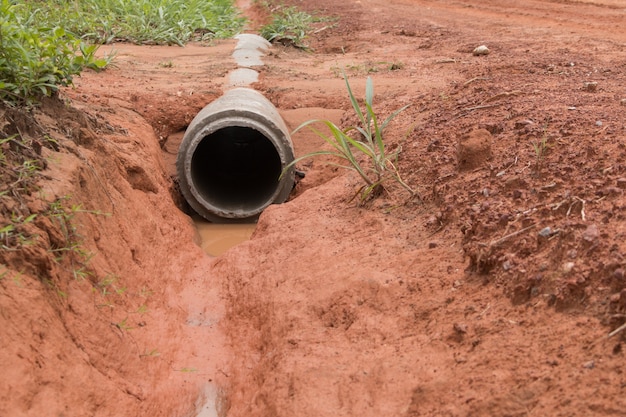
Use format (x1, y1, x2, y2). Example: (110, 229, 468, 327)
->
(96, 273, 119, 297)
(259, 4, 317, 49)
(0, 213, 37, 251)
(175, 367, 198, 373)
(532, 136, 549, 164)
(47, 197, 110, 280)
(139, 286, 153, 298)
(140, 348, 160, 357)
(114, 317, 132, 331)
(11, 271, 23, 287)
(283, 73, 415, 202)
(0, 1, 112, 102)
(0, 134, 45, 199)
(531, 124, 552, 171)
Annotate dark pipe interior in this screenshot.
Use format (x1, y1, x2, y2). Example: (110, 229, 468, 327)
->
(190, 126, 282, 211)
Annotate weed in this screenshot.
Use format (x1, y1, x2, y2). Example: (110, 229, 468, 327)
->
(11, 271, 23, 287)
(532, 138, 548, 161)
(70, 266, 89, 281)
(48, 199, 84, 254)
(0, 1, 112, 102)
(47, 197, 109, 280)
(139, 286, 153, 298)
(24, 0, 244, 46)
(2, 0, 242, 102)
(0, 133, 45, 198)
(96, 273, 118, 297)
(136, 304, 149, 314)
(42, 277, 67, 297)
(283, 73, 416, 202)
(532, 127, 551, 169)
(114, 317, 132, 331)
(140, 348, 160, 357)
(0, 213, 37, 251)
(175, 367, 198, 373)
(259, 2, 332, 49)
(260, 5, 312, 48)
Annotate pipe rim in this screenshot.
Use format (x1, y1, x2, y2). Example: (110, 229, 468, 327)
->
(180, 116, 295, 220)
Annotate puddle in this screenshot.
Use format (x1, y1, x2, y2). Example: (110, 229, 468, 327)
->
(193, 216, 256, 256)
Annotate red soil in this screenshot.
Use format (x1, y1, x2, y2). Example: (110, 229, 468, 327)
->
(2, 0, 626, 416)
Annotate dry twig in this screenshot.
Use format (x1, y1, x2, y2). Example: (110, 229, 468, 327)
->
(608, 322, 626, 338)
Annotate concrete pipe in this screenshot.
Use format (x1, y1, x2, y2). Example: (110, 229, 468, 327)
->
(176, 88, 295, 222)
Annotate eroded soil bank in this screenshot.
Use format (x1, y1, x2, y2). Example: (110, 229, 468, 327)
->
(2, 0, 626, 416)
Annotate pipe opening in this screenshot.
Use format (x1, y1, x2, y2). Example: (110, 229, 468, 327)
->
(190, 126, 282, 213)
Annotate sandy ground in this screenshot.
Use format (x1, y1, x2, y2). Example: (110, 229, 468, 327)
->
(1, 0, 626, 416)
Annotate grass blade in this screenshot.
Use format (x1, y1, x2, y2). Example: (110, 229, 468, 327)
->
(344, 72, 367, 128)
(365, 76, 374, 108)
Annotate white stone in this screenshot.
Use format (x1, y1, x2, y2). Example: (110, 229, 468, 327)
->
(473, 45, 490, 56)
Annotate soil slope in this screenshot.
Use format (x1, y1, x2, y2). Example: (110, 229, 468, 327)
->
(2, 0, 626, 416)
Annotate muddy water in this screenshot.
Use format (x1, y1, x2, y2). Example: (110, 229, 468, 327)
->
(193, 216, 256, 256)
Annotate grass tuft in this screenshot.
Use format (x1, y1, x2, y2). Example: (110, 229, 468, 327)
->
(283, 72, 416, 203)
(259, 2, 332, 49)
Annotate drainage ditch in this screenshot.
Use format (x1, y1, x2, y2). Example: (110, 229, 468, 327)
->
(164, 32, 342, 416)
(180, 33, 284, 416)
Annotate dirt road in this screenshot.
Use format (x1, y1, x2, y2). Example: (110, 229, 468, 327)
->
(2, 0, 625, 416)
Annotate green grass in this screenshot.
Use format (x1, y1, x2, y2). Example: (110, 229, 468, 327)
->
(0, 134, 45, 196)
(46, 197, 113, 281)
(114, 317, 132, 331)
(0, 213, 37, 251)
(140, 348, 161, 357)
(532, 124, 552, 171)
(259, 2, 331, 49)
(25, 0, 245, 46)
(0, 0, 110, 102)
(283, 73, 416, 202)
(1, 0, 243, 103)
